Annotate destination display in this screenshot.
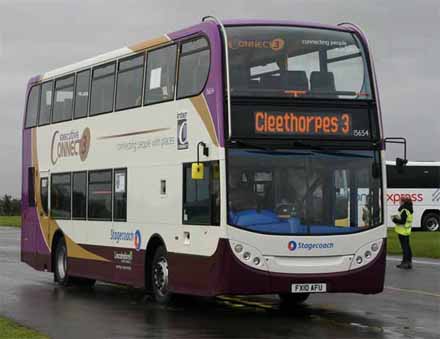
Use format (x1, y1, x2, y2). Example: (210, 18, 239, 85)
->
(231, 105, 376, 140)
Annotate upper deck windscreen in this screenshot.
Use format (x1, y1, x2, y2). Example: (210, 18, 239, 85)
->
(226, 26, 372, 100)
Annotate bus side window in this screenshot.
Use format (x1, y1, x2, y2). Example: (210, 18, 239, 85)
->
(90, 62, 116, 116)
(177, 37, 210, 99)
(38, 81, 53, 126)
(114, 169, 127, 222)
(144, 44, 177, 105)
(40, 178, 48, 215)
(25, 85, 40, 128)
(51, 173, 71, 220)
(74, 70, 90, 119)
(183, 161, 220, 226)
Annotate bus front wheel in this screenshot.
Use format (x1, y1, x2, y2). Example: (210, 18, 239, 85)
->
(151, 246, 173, 304)
(279, 293, 310, 306)
(422, 213, 440, 232)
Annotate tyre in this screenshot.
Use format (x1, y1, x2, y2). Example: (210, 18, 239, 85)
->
(279, 293, 310, 306)
(54, 237, 70, 286)
(151, 245, 173, 304)
(422, 213, 440, 232)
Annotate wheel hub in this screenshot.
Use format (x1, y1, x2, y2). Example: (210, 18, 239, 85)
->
(153, 257, 169, 296)
(426, 217, 439, 231)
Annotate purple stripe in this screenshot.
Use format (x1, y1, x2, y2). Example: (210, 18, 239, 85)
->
(221, 19, 353, 32)
(169, 23, 225, 147)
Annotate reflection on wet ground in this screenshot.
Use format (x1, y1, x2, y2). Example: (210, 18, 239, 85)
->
(0, 227, 439, 339)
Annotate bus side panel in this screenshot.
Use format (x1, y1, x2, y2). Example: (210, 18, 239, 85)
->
(67, 246, 146, 288)
(21, 128, 52, 271)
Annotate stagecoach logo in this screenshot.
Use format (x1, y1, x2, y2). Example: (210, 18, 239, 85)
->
(288, 240, 297, 251)
(51, 128, 91, 165)
(110, 229, 142, 251)
(177, 112, 188, 150)
(288, 240, 334, 251)
(228, 37, 285, 52)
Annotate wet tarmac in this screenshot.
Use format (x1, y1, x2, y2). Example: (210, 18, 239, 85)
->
(0, 227, 439, 339)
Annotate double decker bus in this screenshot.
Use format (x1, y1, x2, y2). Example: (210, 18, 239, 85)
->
(21, 17, 386, 304)
(387, 161, 440, 232)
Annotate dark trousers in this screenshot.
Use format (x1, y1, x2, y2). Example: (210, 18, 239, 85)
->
(398, 234, 412, 263)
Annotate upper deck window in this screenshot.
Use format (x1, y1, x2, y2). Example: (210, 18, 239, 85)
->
(144, 44, 177, 105)
(74, 70, 90, 119)
(116, 54, 144, 111)
(226, 26, 372, 100)
(25, 85, 40, 128)
(177, 37, 210, 98)
(90, 62, 116, 115)
(53, 75, 74, 123)
(38, 81, 53, 126)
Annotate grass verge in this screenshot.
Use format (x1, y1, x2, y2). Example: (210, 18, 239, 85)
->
(0, 316, 48, 339)
(387, 229, 440, 259)
(0, 216, 20, 227)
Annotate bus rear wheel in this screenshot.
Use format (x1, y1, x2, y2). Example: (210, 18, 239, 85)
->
(279, 293, 310, 306)
(53, 237, 95, 287)
(422, 213, 440, 232)
(54, 237, 70, 286)
(151, 246, 173, 304)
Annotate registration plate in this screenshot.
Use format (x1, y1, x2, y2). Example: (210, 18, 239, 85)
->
(291, 283, 327, 293)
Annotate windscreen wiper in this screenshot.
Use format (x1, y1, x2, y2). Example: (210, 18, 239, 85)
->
(290, 140, 325, 151)
(231, 140, 272, 151)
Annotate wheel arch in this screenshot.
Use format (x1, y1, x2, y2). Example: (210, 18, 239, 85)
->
(144, 234, 167, 291)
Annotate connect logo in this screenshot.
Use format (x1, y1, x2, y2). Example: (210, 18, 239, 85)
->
(288, 240, 298, 251)
(288, 240, 334, 251)
(134, 230, 142, 252)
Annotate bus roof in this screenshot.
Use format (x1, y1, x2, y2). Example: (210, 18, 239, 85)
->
(386, 161, 440, 167)
(28, 18, 357, 85)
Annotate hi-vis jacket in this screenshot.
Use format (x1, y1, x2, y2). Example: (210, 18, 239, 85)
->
(393, 208, 414, 236)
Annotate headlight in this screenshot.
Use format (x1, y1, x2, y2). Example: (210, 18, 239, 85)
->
(350, 239, 383, 270)
(253, 257, 261, 266)
(243, 252, 251, 260)
(234, 244, 243, 253)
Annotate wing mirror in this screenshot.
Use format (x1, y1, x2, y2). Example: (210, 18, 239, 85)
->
(384, 137, 408, 173)
(191, 142, 209, 180)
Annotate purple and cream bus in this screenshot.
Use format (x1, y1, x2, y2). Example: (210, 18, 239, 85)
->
(21, 17, 386, 304)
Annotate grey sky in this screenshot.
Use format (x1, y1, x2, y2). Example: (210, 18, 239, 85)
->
(0, 0, 439, 197)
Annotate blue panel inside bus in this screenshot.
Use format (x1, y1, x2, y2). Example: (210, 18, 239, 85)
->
(229, 210, 355, 234)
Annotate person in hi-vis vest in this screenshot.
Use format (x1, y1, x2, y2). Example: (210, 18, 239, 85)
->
(391, 196, 414, 269)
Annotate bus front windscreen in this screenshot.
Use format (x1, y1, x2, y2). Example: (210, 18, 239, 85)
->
(226, 26, 372, 100)
(227, 149, 382, 235)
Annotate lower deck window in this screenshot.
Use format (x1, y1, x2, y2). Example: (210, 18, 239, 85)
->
(73, 172, 87, 219)
(51, 173, 71, 219)
(113, 169, 127, 221)
(88, 170, 112, 220)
